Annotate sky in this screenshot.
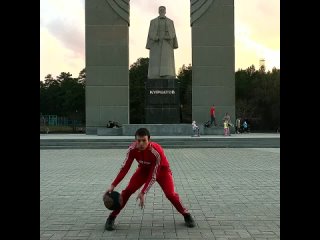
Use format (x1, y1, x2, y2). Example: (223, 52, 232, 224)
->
(40, 0, 280, 80)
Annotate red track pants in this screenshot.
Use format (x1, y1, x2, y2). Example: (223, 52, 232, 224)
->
(110, 166, 189, 218)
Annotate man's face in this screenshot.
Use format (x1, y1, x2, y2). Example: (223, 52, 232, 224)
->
(136, 135, 149, 151)
(159, 7, 166, 17)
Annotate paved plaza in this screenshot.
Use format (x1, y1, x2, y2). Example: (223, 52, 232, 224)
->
(40, 148, 280, 240)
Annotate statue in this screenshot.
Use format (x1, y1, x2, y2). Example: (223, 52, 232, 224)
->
(146, 6, 178, 79)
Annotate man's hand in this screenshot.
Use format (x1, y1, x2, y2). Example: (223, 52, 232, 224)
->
(106, 184, 115, 194)
(136, 192, 145, 209)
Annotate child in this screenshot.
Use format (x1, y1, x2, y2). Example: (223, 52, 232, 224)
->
(223, 120, 229, 136)
(192, 120, 200, 137)
(243, 121, 248, 133)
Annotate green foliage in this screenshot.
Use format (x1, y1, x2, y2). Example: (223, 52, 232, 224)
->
(235, 65, 280, 130)
(177, 64, 192, 123)
(40, 62, 279, 130)
(129, 58, 148, 123)
(40, 69, 85, 122)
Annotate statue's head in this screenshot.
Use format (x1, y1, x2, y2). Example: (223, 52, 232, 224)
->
(159, 6, 166, 17)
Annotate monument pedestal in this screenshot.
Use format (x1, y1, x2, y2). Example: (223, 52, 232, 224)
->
(145, 79, 180, 124)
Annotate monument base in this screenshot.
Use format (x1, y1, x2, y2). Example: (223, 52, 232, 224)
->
(145, 79, 180, 124)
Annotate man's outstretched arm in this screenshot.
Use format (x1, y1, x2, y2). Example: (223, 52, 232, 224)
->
(106, 147, 135, 192)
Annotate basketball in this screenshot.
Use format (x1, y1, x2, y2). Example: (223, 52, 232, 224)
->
(103, 191, 121, 210)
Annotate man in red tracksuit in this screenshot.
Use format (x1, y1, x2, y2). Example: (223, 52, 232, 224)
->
(104, 128, 195, 230)
(210, 104, 217, 126)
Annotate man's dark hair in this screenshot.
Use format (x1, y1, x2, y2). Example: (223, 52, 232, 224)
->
(135, 128, 150, 139)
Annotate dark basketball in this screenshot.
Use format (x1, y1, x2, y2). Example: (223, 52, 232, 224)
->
(103, 191, 121, 210)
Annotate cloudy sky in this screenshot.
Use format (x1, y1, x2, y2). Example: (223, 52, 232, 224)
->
(40, 0, 280, 80)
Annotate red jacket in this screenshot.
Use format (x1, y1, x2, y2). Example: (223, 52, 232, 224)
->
(111, 141, 170, 194)
(210, 106, 215, 116)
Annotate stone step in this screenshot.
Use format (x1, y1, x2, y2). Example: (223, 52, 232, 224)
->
(40, 137, 279, 149)
(95, 124, 229, 136)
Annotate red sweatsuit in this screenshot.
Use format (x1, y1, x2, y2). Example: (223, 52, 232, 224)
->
(110, 141, 188, 217)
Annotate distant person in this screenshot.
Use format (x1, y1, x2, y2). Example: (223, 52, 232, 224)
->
(243, 121, 248, 133)
(210, 104, 217, 126)
(223, 113, 232, 136)
(244, 118, 250, 132)
(235, 118, 241, 134)
(192, 120, 200, 137)
(42, 116, 49, 134)
(223, 112, 231, 123)
(223, 120, 229, 136)
(107, 121, 121, 128)
(107, 121, 115, 128)
(114, 121, 121, 128)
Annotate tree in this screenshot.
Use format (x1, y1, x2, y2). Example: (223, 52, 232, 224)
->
(129, 58, 148, 123)
(40, 71, 85, 123)
(78, 68, 86, 86)
(76, 68, 86, 121)
(177, 64, 192, 123)
(41, 74, 62, 115)
(40, 62, 279, 131)
(43, 74, 58, 88)
(235, 65, 280, 131)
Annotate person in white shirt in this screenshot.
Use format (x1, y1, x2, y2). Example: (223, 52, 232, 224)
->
(192, 120, 200, 137)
